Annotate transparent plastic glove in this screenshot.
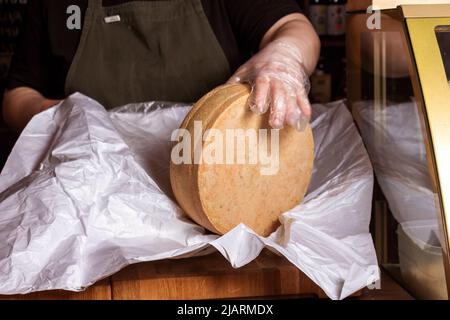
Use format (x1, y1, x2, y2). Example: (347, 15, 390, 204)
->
(228, 40, 312, 131)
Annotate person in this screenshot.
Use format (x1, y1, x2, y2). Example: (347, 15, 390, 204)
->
(3, 0, 320, 132)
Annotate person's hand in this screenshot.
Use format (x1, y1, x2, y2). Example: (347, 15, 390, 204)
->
(228, 40, 312, 131)
(40, 99, 62, 112)
(3, 87, 64, 132)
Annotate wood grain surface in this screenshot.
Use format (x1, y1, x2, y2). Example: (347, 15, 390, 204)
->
(111, 250, 325, 300)
(0, 251, 413, 300)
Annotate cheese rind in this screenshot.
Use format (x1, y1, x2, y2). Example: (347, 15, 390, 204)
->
(170, 84, 314, 237)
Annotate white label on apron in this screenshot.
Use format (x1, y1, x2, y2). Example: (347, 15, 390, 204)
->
(104, 15, 121, 24)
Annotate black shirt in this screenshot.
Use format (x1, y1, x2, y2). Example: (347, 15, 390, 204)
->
(6, 0, 302, 99)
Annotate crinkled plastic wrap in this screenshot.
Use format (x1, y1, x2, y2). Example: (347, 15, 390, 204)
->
(0, 93, 378, 300)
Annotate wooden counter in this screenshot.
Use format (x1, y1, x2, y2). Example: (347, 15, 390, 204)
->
(110, 251, 325, 300)
(0, 251, 413, 300)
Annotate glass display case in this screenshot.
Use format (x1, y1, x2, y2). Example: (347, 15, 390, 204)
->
(347, 0, 450, 299)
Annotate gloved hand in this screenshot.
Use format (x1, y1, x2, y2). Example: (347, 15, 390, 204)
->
(228, 40, 312, 131)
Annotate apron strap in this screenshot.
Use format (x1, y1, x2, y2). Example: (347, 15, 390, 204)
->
(88, 0, 103, 10)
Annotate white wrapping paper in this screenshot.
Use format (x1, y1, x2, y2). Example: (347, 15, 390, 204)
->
(0, 93, 378, 300)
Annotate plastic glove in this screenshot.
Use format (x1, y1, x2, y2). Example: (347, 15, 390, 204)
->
(228, 40, 311, 131)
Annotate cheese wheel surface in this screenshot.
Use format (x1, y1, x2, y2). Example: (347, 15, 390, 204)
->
(170, 84, 314, 236)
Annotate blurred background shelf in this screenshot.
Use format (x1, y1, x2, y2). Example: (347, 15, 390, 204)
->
(297, 0, 348, 104)
(320, 35, 346, 47)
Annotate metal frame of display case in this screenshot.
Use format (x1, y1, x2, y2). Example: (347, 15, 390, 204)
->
(347, 0, 450, 299)
(400, 5, 450, 293)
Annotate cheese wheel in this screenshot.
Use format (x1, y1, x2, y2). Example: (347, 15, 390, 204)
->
(170, 84, 314, 237)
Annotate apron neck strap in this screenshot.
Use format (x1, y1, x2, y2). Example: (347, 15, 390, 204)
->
(88, 0, 103, 10)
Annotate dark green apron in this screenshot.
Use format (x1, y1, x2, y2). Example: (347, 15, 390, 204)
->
(65, 0, 231, 109)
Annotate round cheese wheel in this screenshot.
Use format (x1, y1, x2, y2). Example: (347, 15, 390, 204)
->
(170, 84, 314, 237)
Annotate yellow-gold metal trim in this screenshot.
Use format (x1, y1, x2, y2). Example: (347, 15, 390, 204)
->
(402, 12, 450, 296)
(347, 1, 450, 13)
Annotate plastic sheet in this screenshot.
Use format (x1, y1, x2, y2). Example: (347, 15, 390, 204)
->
(0, 94, 378, 300)
(355, 100, 443, 247)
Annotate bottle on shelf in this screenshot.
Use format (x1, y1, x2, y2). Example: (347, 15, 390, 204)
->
(308, 0, 329, 36)
(327, 0, 346, 36)
(310, 61, 332, 103)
